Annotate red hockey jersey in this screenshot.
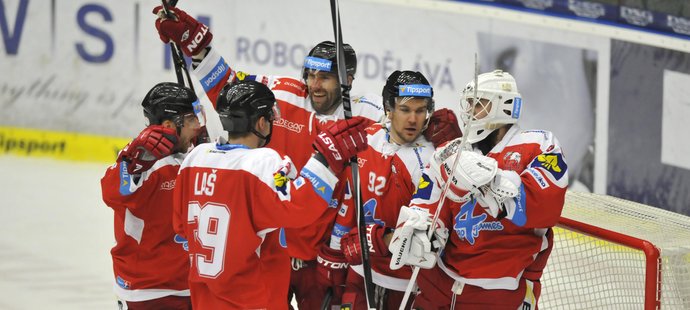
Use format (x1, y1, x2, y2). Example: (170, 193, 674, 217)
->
(411, 125, 568, 290)
(101, 154, 190, 301)
(172, 142, 339, 309)
(193, 47, 384, 261)
(335, 123, 435, 291)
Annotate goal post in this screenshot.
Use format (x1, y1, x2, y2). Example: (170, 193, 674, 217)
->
(540, 191, 690, 309)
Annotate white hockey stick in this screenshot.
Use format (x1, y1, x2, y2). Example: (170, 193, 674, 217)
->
(398, 53, 480, 310)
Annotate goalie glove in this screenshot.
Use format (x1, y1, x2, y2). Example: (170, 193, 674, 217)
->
(388, 206, 437, 270)
(427, 140, 498, 202)
(477, 169, 521, 218)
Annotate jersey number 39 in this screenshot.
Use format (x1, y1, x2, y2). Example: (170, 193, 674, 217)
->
(187, 202, 231, 278)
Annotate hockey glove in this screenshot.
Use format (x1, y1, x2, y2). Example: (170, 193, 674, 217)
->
(476, 169, 521, 218)
(423, 108, 462, 148)
(313, 116, 369, 175)
(118, 125, 178, 175)
(389, 206, 436, 270)
(341, 224, 391, 266)
(427, 144, 498, 203)
(316, 244, 348, 302)
(153, 6, 213, 57)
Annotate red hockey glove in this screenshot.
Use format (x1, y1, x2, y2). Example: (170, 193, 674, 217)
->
(316, 244, 349, 302)
(119, 125, 178, 174)
(153, 6, 212, 57)
(313, 116, 369, 174)
(341, 224, 390, 266)
(424, 108, 462, 148)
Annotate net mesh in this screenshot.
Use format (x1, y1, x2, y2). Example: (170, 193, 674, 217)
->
(540, 191, 690, 309)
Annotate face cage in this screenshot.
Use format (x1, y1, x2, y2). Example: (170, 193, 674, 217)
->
(460, 90, 508, 126)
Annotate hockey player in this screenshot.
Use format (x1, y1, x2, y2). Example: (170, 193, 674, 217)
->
(101, 82, 202, 309)
(172, 80, 369, 309)
(392, 70, 568, 309)
(151, 7, 461, 308)
(317, 70, 439, 309)
(152, 8, 379, 309)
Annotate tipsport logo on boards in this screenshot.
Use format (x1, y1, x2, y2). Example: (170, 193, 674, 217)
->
(303, 56, 332, 72)
(398, 84, 432, 97)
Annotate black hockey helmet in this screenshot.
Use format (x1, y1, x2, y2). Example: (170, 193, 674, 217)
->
(216, 80, 277, 143)
(382, 70, 434, 113)
(302, 41, 357, 80)
(142, 82, 197, 126)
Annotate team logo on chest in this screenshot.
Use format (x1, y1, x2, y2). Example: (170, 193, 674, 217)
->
(453, 200, 504, 245)
(503, 151, 522, 171)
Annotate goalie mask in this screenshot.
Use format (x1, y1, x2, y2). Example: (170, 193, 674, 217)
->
(216, 80, 280, 145)
(460, 70, 522, 144)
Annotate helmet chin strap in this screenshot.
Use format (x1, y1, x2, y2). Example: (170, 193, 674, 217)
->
(250, 125, 272, 147)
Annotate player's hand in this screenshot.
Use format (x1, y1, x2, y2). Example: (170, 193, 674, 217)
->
(313, 116, 369, 174)
(388, 206, 436, 270)
(341, 224, 391, 266)
(153, 6, 212, 57)
(476, 169, 521, 218)
(316, 244, 348, 302)
(427, 145, 498, 202)
(118, 125, 178, 174)
(423, 108, 462, 148)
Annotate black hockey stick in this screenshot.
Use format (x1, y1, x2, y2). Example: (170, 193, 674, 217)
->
(329, 0, 376, 309)
(160, 0, 195, 92)
(320, 287, 333, 310)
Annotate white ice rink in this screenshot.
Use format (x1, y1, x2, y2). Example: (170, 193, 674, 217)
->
(0, 156, 115, 309)
(0, 156, 305, 309)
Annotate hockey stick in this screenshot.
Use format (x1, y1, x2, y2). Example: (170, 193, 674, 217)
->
(320, 287, 333, 310)
(160, 0, 195, 92)
(398, 54, 480, 310)
(329, 0, 376, 309)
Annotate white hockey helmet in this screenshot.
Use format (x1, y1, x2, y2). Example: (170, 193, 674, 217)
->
(460, 70, 522, 144)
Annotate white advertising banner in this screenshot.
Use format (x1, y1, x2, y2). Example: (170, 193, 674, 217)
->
(1, 0, 606, 187)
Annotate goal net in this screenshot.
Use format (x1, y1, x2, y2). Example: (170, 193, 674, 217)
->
(540, 191, 690, 309)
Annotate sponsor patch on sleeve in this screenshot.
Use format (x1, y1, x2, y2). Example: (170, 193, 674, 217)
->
(273, 171, 289, 195)
(119, 162, 133, 196)
(526, 168, 549, 189)
(201, 58, 228, 92)
(530, 153, 567, 181)
(300, 167, 334, 203)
